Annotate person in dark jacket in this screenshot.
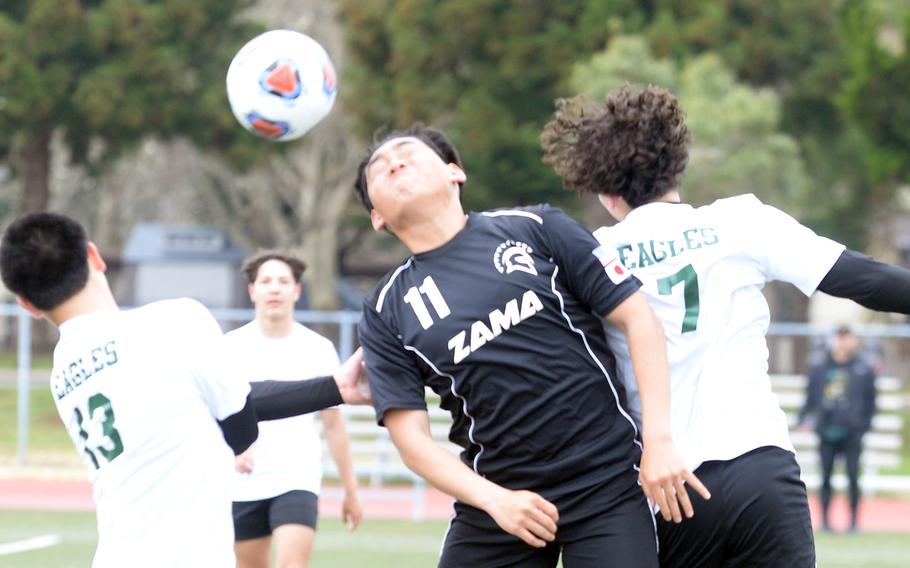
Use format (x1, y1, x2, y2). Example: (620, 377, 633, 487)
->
(799, 325, 877, 532)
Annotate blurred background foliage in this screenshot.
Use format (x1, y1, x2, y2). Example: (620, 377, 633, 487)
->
(0, 0, 907, 303)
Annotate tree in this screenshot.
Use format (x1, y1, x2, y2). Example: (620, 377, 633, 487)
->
(823, 0, 910, 268)
(337, 0, 621, 212)
(838, 0, 910, 188)
(0, 0, 260, 214)
(571, 36, 809, 213)
(195, 0, 361, 311)
(598, 0, 908, 250)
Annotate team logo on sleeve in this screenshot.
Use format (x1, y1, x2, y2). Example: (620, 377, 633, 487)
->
(493, 240, 537, 276)
(593, 246, 630, 284)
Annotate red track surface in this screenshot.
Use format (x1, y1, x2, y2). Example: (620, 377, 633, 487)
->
(2, 478, 909, 532)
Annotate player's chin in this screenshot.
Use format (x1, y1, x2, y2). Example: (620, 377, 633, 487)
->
(265, 304, 292, 317)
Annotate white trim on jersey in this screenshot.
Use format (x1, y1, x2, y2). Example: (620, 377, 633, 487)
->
(376, 258, 415, 312)
(481, 209, 543, 224)
(549, 265, 643, 452)
(403, 344, 486, 473)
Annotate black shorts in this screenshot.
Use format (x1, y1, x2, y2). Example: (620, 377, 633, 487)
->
(438, 472, 658, 568)
(233, 489, 319, 541)
(657, 446, 815, 568)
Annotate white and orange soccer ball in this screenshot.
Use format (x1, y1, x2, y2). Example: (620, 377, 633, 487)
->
(226, 29, 337, 141)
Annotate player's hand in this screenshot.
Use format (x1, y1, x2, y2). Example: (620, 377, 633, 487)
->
(483, 488, 559, 548)
(639, 436, 710, 523)
(334, 347, 372, 405)
(342, 492, 363, 531)
(234, 448, 254, 474)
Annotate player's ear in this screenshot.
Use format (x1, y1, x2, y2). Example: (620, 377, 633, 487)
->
(370, 209, 386, 232)
(448, 163, 466, 186)
(86, 242, 107, 273)
(16, 296, 42, 319)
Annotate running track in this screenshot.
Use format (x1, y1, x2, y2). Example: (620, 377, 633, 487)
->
(1, 479, 909, 532)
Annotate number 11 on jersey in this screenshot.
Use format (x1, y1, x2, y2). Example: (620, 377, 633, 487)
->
(403, 276, 451, 329)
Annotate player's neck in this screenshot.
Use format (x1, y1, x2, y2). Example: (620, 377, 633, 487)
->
(617, 190, 683, 221)
(46, 278, 119, 327)
(257, 315, 294, 338)
(396, 208, 468, 255)
(655, 190, 682, 204)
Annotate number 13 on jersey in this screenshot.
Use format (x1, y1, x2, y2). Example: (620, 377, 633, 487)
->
(71, 392, 124, 470)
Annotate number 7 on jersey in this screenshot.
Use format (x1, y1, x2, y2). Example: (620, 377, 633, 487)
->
(657, 264, 700, 333)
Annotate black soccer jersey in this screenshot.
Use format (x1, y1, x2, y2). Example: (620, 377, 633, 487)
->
(358, 205, 643, 503)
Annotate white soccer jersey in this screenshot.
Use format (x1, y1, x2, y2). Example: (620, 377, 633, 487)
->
(593, 194, 845, 470)
(51, 298, 250, 568)
(225, 321, 341, 501)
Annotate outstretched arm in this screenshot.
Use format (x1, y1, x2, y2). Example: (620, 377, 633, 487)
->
(384, 408, 559, 548)
(217, 379, 339, 455)
(817, 250, 910, 313)
(606, 292, 711, 522)
(249, 347, 372, 420)
(217, 348, 371, 455)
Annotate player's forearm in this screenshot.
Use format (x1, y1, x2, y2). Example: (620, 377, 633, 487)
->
(397, 435, 505, 509)
(817, 250, 910, 313)
(386, 411, 504, 510)
(630, 321, 673, 442)
(323, 414, 359, 493)
(249, 377, 343, 421)
(609, 297, 673, 442)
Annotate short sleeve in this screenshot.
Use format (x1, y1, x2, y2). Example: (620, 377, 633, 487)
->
(538, 206, 642, 317)
(358, 302, 428, 425)
(181, 300, 251, 421)
(736, 195, 845, 296)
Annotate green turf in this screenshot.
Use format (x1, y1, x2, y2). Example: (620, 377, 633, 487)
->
(0, 510, 96, 568)
(1, 509, 909, 567)
(815, 531, 910, 567)
(0, 511, 445, 568)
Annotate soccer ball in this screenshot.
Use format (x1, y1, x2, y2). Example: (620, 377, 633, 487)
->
(226, 30, 337, 142)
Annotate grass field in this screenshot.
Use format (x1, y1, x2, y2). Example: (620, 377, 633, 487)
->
(0, 511, 445, 568)
(1, 510, 909, 567)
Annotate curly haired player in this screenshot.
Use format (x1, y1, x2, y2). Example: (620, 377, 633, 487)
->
(541, 84, 910, 567)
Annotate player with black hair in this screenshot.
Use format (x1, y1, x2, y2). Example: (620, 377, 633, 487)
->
(0, 212, 370, 568)
(353, 125, 708, 567)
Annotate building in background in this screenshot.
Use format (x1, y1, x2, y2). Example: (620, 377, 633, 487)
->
(121, 224, 247, 309)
